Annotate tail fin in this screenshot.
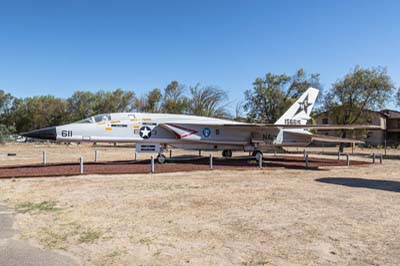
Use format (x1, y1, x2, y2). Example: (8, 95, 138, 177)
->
(275, 87, 319, 125)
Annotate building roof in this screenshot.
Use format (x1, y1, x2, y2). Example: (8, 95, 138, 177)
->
(314, 109, 385, 118)
(381, 109, 400, 119)
(315, 108, 400, 118)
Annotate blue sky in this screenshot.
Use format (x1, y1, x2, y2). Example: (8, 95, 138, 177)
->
(1, 0, 399, 109)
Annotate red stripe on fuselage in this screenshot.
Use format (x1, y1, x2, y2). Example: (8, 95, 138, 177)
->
(165, 123, 198, 139)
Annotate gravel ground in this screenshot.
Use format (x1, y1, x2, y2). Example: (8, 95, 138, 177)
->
(0, 156, 370, 178)
(0, 142, 396, 167)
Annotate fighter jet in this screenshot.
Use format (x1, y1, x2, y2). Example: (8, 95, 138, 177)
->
(21, 87, 379, 163)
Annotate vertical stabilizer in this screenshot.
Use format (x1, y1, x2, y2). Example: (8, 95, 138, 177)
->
(275, 87, 319, 125)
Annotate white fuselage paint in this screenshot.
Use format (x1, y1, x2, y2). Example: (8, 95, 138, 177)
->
(55, 112, 312, 151)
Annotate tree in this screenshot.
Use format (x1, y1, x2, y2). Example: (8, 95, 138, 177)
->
(244, 74, 289, 123)
(397, 88, 400, 107)
(234, 100, 246, 122)
(67, 89, 136, 121)
(161, 81, 187, 114)
(93, 89, 136, 114)
(288, 69, 321, 99)
(244, 69, 320, 123)
(12, 96, 69, 132)
(0, 90, 16, 142)
(323, 66, 395, 151)
(186, 84, 228, 117)
(0, 90, 15, 126)
(135, 88, 162, 113)
(0, 124, 14, 143)
(323, 66, 395, 125)
(67, 91, 97, 122)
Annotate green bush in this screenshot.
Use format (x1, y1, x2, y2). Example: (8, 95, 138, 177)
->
(0, 124, 14, 144)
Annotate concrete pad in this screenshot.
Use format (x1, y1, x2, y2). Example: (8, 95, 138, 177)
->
(0, 205, 79, 266)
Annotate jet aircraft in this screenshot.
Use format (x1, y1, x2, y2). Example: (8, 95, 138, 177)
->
(22, 88, 379, 163)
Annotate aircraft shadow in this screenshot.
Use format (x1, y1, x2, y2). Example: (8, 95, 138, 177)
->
(168, 156, 322, 171)
(0, 156, 331, 172)
(315, 177, 400, 193)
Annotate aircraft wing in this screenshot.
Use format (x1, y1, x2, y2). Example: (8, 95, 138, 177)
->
(222, 123, 382, 130)
(159, 122, 380, 136)
(159, 122, 366, 145)
(285, 131, 364, 144)
(159, 121, 381, 131)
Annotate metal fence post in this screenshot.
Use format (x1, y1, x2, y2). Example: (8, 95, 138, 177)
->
(199, 150, 202, 157)
(303, 149, 306, 159)
(209, 154, 213, 169)
(379, 153, 383, 164)
(134, 152, 137, 161)
(42, 151, 47, 165)
(80, 157, 84, 174)
(150, 156, 155, 173)
(169, 149, 172, 158)
(372, 153, 376, 164)
(258, 156, 263, 169)
(346, 154, 350, 166)
(95, 150, 98, 162)
(305, 153, 309, 169)
(337, 151, 341, 160)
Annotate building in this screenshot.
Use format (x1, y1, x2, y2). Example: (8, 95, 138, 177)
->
(314, 109, 400, 147)
(384, 109, 400, 146)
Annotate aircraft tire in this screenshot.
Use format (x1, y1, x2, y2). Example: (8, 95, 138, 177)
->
(157, 154, 166, 164)
(252, 150, 263, 161)
(222, 149, 233, 158)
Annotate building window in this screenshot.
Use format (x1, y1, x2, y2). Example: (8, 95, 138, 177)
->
(216, 129, 220, 135)
(322, 118, 329, 124)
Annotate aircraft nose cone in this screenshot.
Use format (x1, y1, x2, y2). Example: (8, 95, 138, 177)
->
(21, 127, 57, 140)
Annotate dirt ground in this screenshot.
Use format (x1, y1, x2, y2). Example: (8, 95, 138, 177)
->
(0, 143, 400, 265)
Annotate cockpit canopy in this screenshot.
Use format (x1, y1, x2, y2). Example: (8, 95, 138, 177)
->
(75, 114, 112, 124)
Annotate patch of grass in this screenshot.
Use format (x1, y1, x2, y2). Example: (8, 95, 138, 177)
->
(138, 237, 153, 246)
(15, 201, 60, 214)
(242, 258, 270, 266)
(107, 250, 126, 258)
(41, 229, 68, 249)
(78, 229, 102, 243)
(39, 222, 85, 249)
(153, 250, 161, 257)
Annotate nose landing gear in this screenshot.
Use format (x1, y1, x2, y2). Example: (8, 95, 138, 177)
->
(252, 150, 263, 161)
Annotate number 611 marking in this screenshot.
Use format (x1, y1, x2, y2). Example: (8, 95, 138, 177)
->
(62, 130, 72, 137)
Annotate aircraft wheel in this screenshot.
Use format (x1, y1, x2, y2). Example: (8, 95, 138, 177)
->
(157, 154, 166, 164)
(222, 149, 233, 158)
(252, 150, 263, 161)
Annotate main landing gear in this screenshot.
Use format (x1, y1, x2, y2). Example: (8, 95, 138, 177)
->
(252, 150, 263, 161)
(222, 149, 233, 158)
(156, 153, 166, 164)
